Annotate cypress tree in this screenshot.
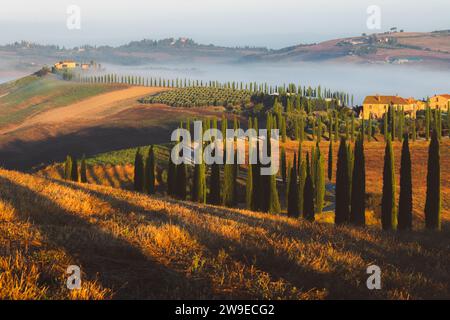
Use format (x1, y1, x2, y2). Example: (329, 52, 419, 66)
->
(425, 104, 430, 141)
(281, 117, 287, 142)
(334, 111, 339, 142)
(209, 163, 221, 205)
(314, 151, 325, 214)
(223, 163, 235, 207)
(350, 136, 366, 226)
(351, 113, 355, 142)
(64, 155, 72, 180)
(134, 149, 144, 192)
(80, 155, 87, 183)
(381, 136, 397, 230)
(425, 130, 441, 230)
(384, 113, 388, 141)
(288, 154, 299, 218)
(328, 140, 333, 181)
(281, 147, 287, 183)
(335, 138, 350, 224)
(412, 117, 416, 141)
(298, 159, 306, 217)
(245, 164, 253, 209)
(251, 137, 261, 211)
(70, 156, 79, 182)
(167, 157, 176, 196)
(368, 115, 372, 142)
(145, 146, 156, 194)
(303, 154, 315, 221)
(176, 162, 187, 200)
(447, 104, 450, 138)
(398, 135, 412, 231)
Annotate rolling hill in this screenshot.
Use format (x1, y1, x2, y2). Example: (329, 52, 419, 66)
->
(1, 31, 449, 71)
(0, 168, 449, 299)
(241, 31, 450, 67)
(0, 75, 227, 170)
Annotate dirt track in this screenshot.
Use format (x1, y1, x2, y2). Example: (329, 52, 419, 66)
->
(0, 86, 166, 135)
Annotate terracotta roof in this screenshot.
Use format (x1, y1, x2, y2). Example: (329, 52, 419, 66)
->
(363, 95, 407, 105)
(435, 94, 450, 99)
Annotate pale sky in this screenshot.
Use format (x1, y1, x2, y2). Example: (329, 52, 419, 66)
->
(1, 0, 449, 48)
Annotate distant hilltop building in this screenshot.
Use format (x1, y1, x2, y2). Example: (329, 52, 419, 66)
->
(53, 60, 98, 71)
(360, 94, 449, 119)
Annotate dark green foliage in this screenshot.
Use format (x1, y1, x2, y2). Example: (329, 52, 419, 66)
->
(133, 149, 144, 192)
(281, 117, 287, 142)
(351, 113, 355, 142)
(425, 130, 441, 230)
(398, 135, 412, 230)
(425, 104, 430, 141)
(381, 137, 397, 230)
(350, 136, 366, 226)
(269, 171, 281, 214)
(176, 163, 187, 200)
(192, 163, 206, 203)
(303, 156, 315, 222)
(145, 146, 156, 194)
(80, 155, 87, 183)
(328, 140, 333, 181)
(287, 154, 299, 218)
(245, 164, 253, 209)
(223, 163, 235, 207)
(209, 161, 221, 205)
(281, 147, 287, 183)
(298, 159, 307, 217)
(70, 156, 79, 182)
(335, 138, 350, 224)
(314, 147, 325, 214)
(167, 156, 176, 196)
(64, 155, 72, 181)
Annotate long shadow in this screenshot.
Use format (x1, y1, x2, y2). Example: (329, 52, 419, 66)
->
(45, 178, 450, 298)
(87, 165, 101, 185)
(0, 176, 213, 299)
(99, 165, 115, 188)
(47, 179, 375, 298)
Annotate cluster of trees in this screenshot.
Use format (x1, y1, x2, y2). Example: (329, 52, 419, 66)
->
(380, 104, 449, 142)
(64, 155, 87, 183)
(140, 87, 252, 108)
(133, 146, 157, 194)
(380, 130, 441, 230)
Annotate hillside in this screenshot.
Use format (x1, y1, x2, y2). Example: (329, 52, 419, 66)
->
(0, 74, 125, 129)
(1, 32, 449, 71)
(0, 168, 449, 299)
(0, 75, 228, 170)
(40, 139, 450, 229)
(241, 31, 450, 67)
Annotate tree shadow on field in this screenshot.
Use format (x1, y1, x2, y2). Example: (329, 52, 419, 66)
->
(45, 178, 450, 299)
(159, 199, 450, 299)
(47, 179, 372, 298)
(87, 165, 101, 185)
(0, 176, 213, 299)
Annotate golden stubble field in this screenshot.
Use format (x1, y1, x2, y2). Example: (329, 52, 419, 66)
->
(0, 168, 449, 300)
(41, 137, 450, 229)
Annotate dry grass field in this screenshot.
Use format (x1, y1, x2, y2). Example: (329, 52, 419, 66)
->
(40, 137, 450, 230)
(0, 168, 449, 300)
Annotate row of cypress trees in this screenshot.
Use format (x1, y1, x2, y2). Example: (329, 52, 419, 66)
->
(130, 116, 441, 232)
(133, 146, 156, 194)
(381, 129, 441, 231)
(64, 155, 87, 183)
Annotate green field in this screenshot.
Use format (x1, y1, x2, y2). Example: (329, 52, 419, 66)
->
(85, 144, 173, 166)
(140, 87, 251, 108)
(0, 75, 125, 127)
